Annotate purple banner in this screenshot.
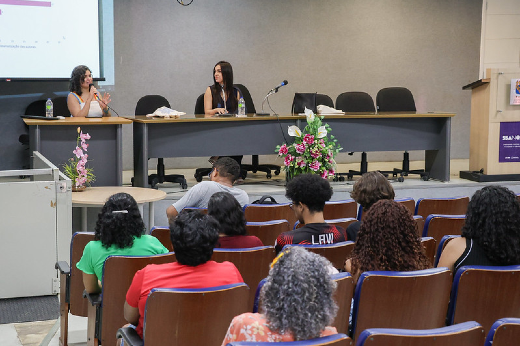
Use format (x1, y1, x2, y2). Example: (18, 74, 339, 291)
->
(499, 122, 520, 162)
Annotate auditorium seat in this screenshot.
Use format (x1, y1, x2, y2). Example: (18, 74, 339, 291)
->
(245, 219, 291, 246)
(422, 214, 465, 245)
(356, 321, 485, 346)
(293, 218, 357, 231)
(134, 95, 188, 189)
(414, 196, 469, 220)
(84, 252, 177, 346)
(484, 318, 520, 346)
(226, 333, 352, 346)
(149, 226, 172, 251)
(421, 237, 436, 267)
(351, 267, 452, 340)
(357, 197, 415, 220)
(116, 283, 250, 346)
(434, 235, 460, 267)
(243, 203, 297, 229)
(283, 241, 355, 271)
(55, 232, 94, 346)
(447, 264, 520, 333)
(323, 199, 357, 219)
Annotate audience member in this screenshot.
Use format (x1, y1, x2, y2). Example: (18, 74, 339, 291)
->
(123, 211, 244, 340)
(76, 193, 168, 293)
(208, 192, 263, 248)
(347, 171, 395, 241)
(166, 157, 249, 221)
(275, 174, 347, 253)
(221, 247, 338, 343)
(345, 199, 430, 282)
(437, 185, 520, 271)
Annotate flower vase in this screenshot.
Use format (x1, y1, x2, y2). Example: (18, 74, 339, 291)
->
(72, 185, 87, 192)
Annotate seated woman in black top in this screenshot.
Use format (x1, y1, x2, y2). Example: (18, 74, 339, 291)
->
(437, 185, 520, 272)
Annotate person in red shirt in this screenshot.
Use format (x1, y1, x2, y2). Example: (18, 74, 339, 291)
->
(208, 192, 263, 248)
(123, 211, 244, 339)
(275, 174, 347, 253)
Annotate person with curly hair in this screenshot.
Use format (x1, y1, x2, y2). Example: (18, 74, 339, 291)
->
(221, 247, 338, 343)
(76, 193, 168, 294)
(67, 65, 111, 117)
(275, 174, 347, 253)
(347, 171, 395, 241)
(123, 210, 244, 340)
(345, 199, 430, 282)
(437, 185, 520, 271)
(208, 192, 263, 248)
(166, 157, 249, 221)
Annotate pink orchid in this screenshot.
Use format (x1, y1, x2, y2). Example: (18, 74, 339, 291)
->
(80, 131, 91, 141)
(303, 134, 314, 145)
(295, 143, 306, 154)
(73, 147, 83, 158)
(309, 161, 321, 171)
(278, 144, 288, 156)
(81, 141, 89, 151)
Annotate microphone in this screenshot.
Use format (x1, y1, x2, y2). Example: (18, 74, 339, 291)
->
(269, 80, 288, 93)
(89, 83, 98, 94)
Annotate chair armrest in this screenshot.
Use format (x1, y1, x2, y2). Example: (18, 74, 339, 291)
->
(83, 290, 101, 306)
(55, 261, 70, 275)
(116, 327, 143, 346)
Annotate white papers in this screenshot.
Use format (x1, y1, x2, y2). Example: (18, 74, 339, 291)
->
(317, 105, 344, 115)
(146, 106, 186, 118)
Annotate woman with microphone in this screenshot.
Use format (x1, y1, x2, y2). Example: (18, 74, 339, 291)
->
(204, 61, 241, 116)
(67, 65, 111, 117)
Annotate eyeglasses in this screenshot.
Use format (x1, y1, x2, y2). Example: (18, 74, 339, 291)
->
(289, 202, 295, 209)
(208, 167, 218, 178)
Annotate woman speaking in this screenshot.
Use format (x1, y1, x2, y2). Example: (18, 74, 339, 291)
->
(67, 65, 111, 117)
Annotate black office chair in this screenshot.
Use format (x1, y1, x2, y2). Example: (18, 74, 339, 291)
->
(316, 93, 334, 108)
(134, 95, 188, 189)
(334, 92, 376, 181)
(236, 84, 281, 179)
(52, 96, 71, 117)
(376, 87, 429, 181)
(19, 99, 47, 170)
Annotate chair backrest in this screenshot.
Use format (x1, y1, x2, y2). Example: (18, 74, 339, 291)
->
(25, 99, 47, 116)
(246, 220, 291, 246)
(135, 95, 170, 115)
(99, 252, 177, 346)
(316, 93, 334, 108)
(414, 196, 469, 220)
(485, 318, 520, 346)
(194, 93, 205, 114)
(356, 321, 485, 346)
(376, 87, 416, 113)
(149, 226, 172, 251)
(351, 268, 452, 340)
(335, 92, 375, 113)
(434, 235, 460, 267)
(143, 283, 250, 346)
(358, 197, 415, 220)
(447, 265, 520, 334)
(69, 232, 95, 316)
(212, 246, 276, 310)
(285, 241, 355, 270)
(323, 200, 357, 220)
(52, 96, 71, 117)
(183, 207, 208, 214)
(227, 333, 352, 345)
(421, 237, 436, 267)
(413, 215, 425, 236)
(234, 84, 256, 113)
(422, 214, 465, 245)
(294, 218, 357, 231)
(244, 204, 297, 230)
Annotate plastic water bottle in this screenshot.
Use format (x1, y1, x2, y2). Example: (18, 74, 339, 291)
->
(238, 97, 246, 116)
(45, 98, 53, 118)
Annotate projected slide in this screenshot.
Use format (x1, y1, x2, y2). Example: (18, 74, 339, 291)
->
(0, 0, 100, 79)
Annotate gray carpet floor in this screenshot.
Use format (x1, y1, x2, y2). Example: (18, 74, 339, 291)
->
(0, 295, 59, 324)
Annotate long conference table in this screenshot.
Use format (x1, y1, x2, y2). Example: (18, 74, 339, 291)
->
(131, 112, 453, 187)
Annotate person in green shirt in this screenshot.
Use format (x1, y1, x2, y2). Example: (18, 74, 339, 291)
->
(76, 193, 168, 293)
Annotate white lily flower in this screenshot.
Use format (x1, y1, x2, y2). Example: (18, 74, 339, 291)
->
(304, 107, 315, 122)
(317, 126, 327, 138)
(288, 125, 302, 137)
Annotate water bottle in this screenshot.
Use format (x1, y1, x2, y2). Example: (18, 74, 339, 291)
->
(238, 97, 246, 116)
(45, 98, 53, 118)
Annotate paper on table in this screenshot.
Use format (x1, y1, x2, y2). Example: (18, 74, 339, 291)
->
(317, 105, 344, 115)
(146, 106, 186, 118)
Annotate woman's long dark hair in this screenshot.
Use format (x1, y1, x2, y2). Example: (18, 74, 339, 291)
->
(94, 193, 146, 249)
(208, 192, 247, 236)
(212, 61, 237, 111)
(69, 65, 90, 95)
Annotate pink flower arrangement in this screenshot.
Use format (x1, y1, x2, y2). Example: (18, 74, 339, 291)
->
(309, 161, 321, 171)
(303, 134, 314, 145)
(295, 143, 306, 154)
(63, 127, 95, 189)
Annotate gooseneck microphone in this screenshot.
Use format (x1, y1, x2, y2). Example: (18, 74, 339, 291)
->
(88, 83, 120, 116)
(257, 80, 289, 116)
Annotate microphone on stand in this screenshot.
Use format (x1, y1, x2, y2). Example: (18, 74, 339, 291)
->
(257, 80, 288, 116)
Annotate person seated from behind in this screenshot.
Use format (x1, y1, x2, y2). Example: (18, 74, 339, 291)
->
(123, 211, 244, 340)
(275, 174, 347, 254)
(347, 171, 395, 241)
(166, 157, 249, 221)
(222, 247, 338, 344)
(208, 192, 263, 248)
(437, 185, 520, 272)
(76, 193, 169, 294)
(345, 199, 430, 283)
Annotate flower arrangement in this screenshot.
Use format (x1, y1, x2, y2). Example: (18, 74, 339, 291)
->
(62, 127, 95, 189)
(276, 108, 342, 179)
